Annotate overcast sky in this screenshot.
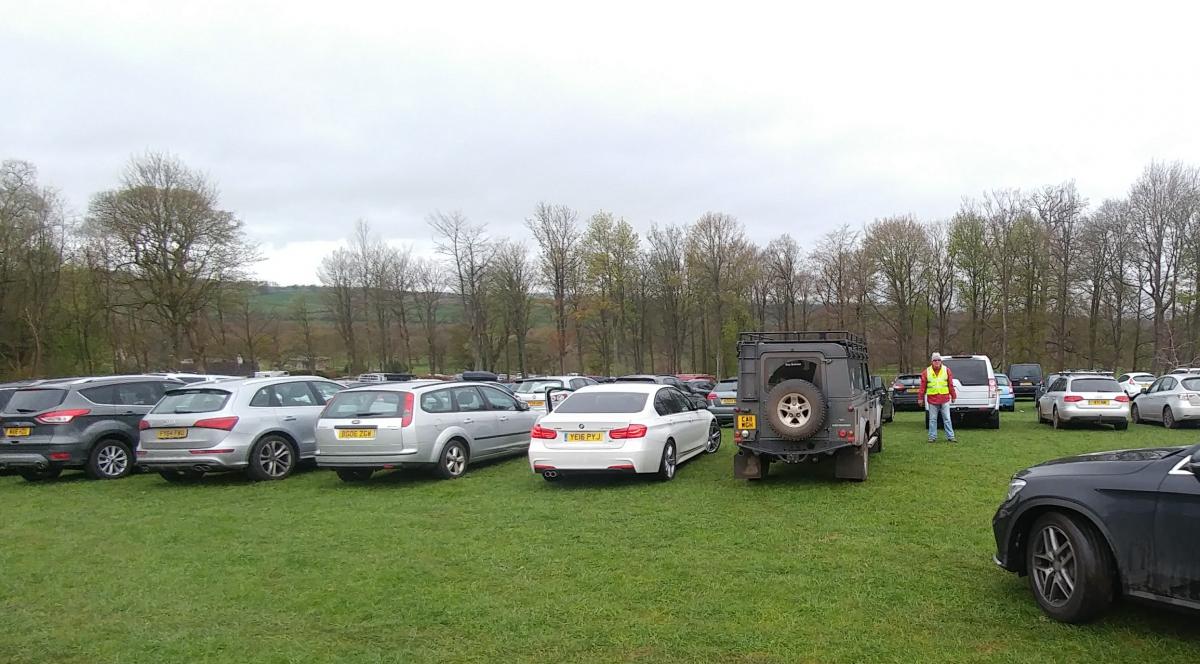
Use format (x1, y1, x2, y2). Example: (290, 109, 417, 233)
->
(5, 1, 1199, 285)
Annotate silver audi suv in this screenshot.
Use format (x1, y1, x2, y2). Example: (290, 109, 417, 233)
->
(137, 375, 345, 482)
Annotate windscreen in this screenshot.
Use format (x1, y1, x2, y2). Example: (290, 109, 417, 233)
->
(516, 379, 563, 394)
(4, 388, 67, 413)
(1181, 377, 1200, 391)
(1070, 378, 1122, 393)
(553, 392, 648, 414)
(1008, 364, 1042, 380)
(153, 389, 231, 414)
(323, 391, 406, 418)
(942, 359, 989, 386)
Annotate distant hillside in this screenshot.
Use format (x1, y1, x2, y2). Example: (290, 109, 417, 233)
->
(247, 285, 555, 327)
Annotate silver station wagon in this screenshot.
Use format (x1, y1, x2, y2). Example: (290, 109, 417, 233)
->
(137, 376, 345, 482)
(315, 381, 540, 482)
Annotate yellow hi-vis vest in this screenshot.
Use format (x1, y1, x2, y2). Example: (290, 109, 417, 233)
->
(926, 366, 950, 395)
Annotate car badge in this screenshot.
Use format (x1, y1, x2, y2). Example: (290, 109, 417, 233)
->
(352, 419, 361, 425)
(578, 424, 585, 429)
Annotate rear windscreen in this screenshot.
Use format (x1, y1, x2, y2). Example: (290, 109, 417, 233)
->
(942, 359, 989, 386)
(715, 380, 738, 391)
(1008, 364, 1042, 380)
(1070, 378, 1121, 393)
(516, 380, 563, 394)
(553, 392, 648, 414)
(153, 389, 231, 414)
(995, 375, 1010, 386)
(897, 376, 921, 385)
(1181, 378, 1200, 391)
(324, 391, 405, 418)
(4, 389, 67, 413)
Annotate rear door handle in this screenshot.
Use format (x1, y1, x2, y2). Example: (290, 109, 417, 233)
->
(499, 416, 509, 422)
(462, 418, 474, 424)
(283, 416, 297, 422)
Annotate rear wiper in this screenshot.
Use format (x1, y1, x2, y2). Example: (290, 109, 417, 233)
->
(355, 411, 391, 418)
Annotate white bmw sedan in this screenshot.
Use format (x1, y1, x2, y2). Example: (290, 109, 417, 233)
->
(528, 383, 721, 482)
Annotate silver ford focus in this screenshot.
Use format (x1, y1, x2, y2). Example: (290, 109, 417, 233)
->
(315, 381, 540, 482)
(137, 376, 345, 482)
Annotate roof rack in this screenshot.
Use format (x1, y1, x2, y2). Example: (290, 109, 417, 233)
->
(737, 330, 868, 358)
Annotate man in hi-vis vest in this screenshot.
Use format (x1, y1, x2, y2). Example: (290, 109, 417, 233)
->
(918, 352, 958, 443)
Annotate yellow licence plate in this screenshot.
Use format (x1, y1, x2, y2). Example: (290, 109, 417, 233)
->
(566, 432, 603, 442)
(528, 400, 545, 407)
(1088, 400, 1110, 406)
(736, 414, 757, 430)
(156, 429, 187, 440)
(337, 429, 376, 440)
(721, 398, 736, 405)
(4, 427, 31, 437)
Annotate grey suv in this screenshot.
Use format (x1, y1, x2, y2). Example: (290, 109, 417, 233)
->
(0, 376, 184, 481)
(732, 331, 884, 482)
(137, 376, 344, 482)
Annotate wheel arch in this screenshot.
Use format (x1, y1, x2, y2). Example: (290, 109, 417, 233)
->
(88, 428, 136, 452)
(433, 429, 472, 460)
(1006, 499, 1123, 589)
(255, 429, 300, 456)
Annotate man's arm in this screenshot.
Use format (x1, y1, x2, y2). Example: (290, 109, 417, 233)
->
(948, 368, 957, 401)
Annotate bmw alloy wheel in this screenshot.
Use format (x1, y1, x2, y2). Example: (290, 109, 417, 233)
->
(705, 421, 721, 453)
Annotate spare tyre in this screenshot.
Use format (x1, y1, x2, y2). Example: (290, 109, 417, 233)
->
(765, 379, 827, 440)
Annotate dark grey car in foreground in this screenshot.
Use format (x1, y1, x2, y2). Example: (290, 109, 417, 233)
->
(0, 376, 183, 481)
(993, 443, 1200, 622)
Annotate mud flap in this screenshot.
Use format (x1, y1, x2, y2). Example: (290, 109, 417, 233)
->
(835, 444, 868, 481)
(733, 450, 770, 480)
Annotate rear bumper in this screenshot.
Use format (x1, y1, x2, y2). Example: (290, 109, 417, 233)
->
(890, 394, 921, 409)
(528, 439, 661, 474)
(1012, 385, 1039, 398)
(1173, 403, 1200, 420)
(736, 437, 854, 460)
(1058, 404, 1129, 422)
(137, 448, 248, 471)
(0, 445, 87, 468)
(316, 450, 425, 468)
(708, 405, 736, 423)
(0, 452, 58, 469)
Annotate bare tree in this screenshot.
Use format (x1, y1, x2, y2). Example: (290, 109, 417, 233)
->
(428, 210, 492, 370)
(647, 223, 687, 372)
(491, 240, 534, 376)
(686, 212, 748, 375)
(526, 202, 580, 374)
(318, 247, 360, 372)
(866, 216, 928, 371)
(1032, 182, 1087, 369)
(410, 257, 447, 374)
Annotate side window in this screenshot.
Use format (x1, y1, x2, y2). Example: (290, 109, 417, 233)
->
(1117, 374, 1129, 383)
(115, 382, 160, 406)
(452, 386, 486, 412)
(669, 388, 691, 411)
(80, 385, 116, 404)
(275, 382, 318, 407)
(250, 387, 275, 407)
(1051, 378, 1067, 392)
(310, 381, 342, 404)
(653, 391, 672, 416)
(569, 378, 586, 390)
(481, 387, 518, 411)
(1162, 377, 1177, 391)
(584, 378, 598, 386)
(421, 390, 454, 414)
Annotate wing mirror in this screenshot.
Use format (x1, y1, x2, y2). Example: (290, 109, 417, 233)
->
(516, 400, 531, 412)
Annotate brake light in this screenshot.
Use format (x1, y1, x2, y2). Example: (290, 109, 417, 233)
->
(193, 416, 239, 431)
(609, 424, 648, 439)
(35, 409, 90, 424)
(707, 392, 718, 402)
(401, 392, 415, 427)
(49, 452, 71, 461)
(837, 429, 848, 438)
(531, 424, 558, 439)
(988, 377, 997, 400)
(138, 419, 150, 430)
(1114, 395, 1130, 403)
(892, 383, 904, 390)
(1063, 395, 1083, 403)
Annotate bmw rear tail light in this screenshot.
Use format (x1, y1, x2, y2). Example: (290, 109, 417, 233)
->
(531, 424, 558, 439)
(35, 409, 90, 424)
(193, 416, 239, 431)
(1114, 395, 1130, 403)
(1063, 395, 1083, 403)
(609, 424, 648, 439)
(401, 392, 415, 427)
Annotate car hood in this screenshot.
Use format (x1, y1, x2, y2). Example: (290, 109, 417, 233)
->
(1018, 446, 1189, 479)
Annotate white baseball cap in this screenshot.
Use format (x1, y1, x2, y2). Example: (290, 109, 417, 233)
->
(931, 352, 943, 361)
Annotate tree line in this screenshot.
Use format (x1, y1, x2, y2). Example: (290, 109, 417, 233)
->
(3, 153, 1199, 381)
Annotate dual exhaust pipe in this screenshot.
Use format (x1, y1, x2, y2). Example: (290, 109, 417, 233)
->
(542, 470, 558, 479)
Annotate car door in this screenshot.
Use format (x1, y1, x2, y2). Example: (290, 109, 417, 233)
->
(112, 381, 170, 430)
(662, 388, 701, 455)
(1153, 450, 1200, 604)
(450, 386, 497, 456)
(1141, 378, 1167, 421)
(272, 381, 323, 453)
(479, 385, 531, 454)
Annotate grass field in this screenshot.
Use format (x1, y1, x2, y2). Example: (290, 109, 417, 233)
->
(2, 407, 1198, 663)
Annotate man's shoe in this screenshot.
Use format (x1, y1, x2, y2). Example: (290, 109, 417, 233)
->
(928, 439, 936, 443)
(948, 438, 957, 443)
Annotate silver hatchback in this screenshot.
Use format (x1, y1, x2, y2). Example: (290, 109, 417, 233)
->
(1036, 374, 1130, 430)
(315, 381, 540, 482)
(137, 376, 345, 482)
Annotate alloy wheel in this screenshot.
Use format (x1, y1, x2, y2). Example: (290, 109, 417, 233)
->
(258, 439, 293, 478)
(705, 422, 721, 453)
(1032, 525, 1077, 607)
(96, 444, 128, 478)
(664, 444, 676, 479)
(777, 393, 811, 429)
(445, 445, 466, 476)
(1164, 408, 1176, 429)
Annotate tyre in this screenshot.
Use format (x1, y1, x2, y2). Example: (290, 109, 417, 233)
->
(704, 420, 721, 454)
(1114, 420, 1129, 431)
(85, 439, 133, 480)
(19, 466, 62, 482)
(656, 440, 677, 481)
(764, 379, 827, 440)
(1026, 512, 1114, 623)
(245, 435, 296, 481)
(1164, 407, 1179, 430)
(434, 439, 469, 479)
(869, 425, 883, 454)
(159, 469, 204, 483)
(1052, 407, 1064, 430)
(336, 468, 374, 483)
(1131, 404, 1141, 424)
